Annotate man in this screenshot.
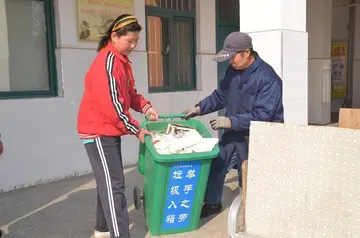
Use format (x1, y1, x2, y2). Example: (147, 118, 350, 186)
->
(183, 31, 284, 218)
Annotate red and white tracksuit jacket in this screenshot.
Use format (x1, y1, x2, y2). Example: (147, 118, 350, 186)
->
(77, 42, 151, 139)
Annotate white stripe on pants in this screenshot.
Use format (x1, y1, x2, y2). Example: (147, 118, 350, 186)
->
(84, 136, 130, 238)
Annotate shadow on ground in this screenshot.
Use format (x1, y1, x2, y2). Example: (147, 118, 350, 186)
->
(0, 167, 240, 238)
(196, 170, 240, 230)
(0, 166, 146, 238)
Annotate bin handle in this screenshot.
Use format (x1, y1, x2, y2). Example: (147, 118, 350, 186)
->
(145, 113, 185, 121)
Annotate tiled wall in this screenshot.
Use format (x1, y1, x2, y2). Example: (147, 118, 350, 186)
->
(246, 121, 360, 237)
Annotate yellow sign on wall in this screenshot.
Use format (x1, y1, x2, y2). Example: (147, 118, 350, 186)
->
(76, 0, 134, 42)
(331, 42, 348, 98)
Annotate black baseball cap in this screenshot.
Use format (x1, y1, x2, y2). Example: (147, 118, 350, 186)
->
(213, 32, 253, 62)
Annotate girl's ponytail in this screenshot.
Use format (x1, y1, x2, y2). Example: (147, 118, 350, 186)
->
(97, 34, 110, 52)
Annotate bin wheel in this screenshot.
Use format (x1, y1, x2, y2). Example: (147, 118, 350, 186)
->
(133, 186, 143, 210)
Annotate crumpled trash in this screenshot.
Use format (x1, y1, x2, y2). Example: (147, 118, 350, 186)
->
(151, 124, 219, 154)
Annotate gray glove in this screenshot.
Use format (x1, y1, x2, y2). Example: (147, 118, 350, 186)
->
(182, 106, 200, 120)
(210, 116, 232, 130)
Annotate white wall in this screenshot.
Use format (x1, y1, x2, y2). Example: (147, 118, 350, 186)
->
(0, 0, 218, 192)
(240, 0, 308, 125)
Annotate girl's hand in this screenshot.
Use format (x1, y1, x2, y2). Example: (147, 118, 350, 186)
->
(145, 107, 159, 121)
(136, 128, 152, 143)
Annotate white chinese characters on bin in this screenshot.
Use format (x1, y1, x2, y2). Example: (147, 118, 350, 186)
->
(166, 168, 197, 224)
(172, 169, 196, 180)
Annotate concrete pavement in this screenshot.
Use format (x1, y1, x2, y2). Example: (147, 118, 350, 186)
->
(0, 166, 240, 238)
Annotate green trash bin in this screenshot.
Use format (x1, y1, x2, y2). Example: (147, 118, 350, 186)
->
(133, 114, 220, 236)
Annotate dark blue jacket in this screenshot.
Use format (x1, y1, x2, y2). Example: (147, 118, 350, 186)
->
(198, 54, 284, 142)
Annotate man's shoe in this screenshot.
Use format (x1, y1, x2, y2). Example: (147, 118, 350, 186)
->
(200, 203, 222, 218)
(94, 230, 110, 238)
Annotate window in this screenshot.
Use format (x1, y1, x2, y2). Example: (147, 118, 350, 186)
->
(145, 0, 196, 92)
(0, 0, 57, 99)
(218, 0, 239, 24)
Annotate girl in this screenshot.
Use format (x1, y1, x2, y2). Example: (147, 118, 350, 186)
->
(77, 14, 158, 238)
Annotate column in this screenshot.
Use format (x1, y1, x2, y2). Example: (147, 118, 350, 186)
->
(193, 0, 218, 137)
(240, 0, 308, 125)
(195, 0, 217, 93)
(0, 0, 10, 91)
(307, 0, 332, 124)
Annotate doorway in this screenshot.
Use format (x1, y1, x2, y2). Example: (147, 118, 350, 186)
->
(216, 0, 239, 136)
(216, 0, 240, 85)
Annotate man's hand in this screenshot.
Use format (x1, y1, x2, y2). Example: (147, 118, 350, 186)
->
(136, 128, 152, 143)
(145, 107, 159, 121)
(182, 106, 200, 120)
(210, 116, 231, 130)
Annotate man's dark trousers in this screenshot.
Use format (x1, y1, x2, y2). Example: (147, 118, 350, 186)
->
(204, 135, 249, 204)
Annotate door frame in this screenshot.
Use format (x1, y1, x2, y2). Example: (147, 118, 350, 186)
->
(215, 0, 240, 83)
(215, 0, 240, 136)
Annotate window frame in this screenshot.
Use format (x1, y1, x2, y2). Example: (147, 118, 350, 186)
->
(0, 0, 57, 100)
(145, 2, 197, 93)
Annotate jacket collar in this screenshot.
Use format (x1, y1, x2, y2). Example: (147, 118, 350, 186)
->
(106, 42, 131, 64)
(246, 51, 262, 73)
(236, 52, 262, 85)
